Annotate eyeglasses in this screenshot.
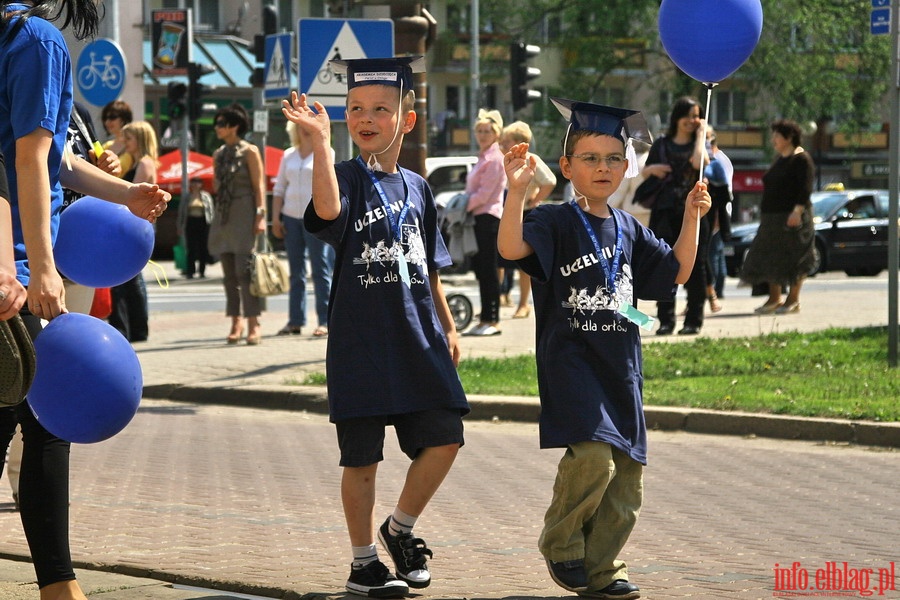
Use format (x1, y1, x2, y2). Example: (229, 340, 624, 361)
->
(214, 120, 229, 128)
(567, 153, 626, 169)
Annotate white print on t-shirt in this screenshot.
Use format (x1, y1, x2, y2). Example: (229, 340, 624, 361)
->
(562, 263, 634, 332)
(352, 220, 428, 288)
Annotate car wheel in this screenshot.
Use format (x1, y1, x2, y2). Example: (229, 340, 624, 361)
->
(845, 266, 882, 277)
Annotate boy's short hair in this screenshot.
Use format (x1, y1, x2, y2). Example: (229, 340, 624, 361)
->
(561, 129, 616, 156)
(345, 86, 416, 117)
(501, 120, 533, 144)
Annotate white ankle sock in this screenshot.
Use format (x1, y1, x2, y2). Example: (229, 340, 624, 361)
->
(388, 507, 417, 536)
(351, 544, 378, 568)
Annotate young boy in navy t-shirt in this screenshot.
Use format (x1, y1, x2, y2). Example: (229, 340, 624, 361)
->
(282, 57, 468, 599)
(498, 98, 711, 599)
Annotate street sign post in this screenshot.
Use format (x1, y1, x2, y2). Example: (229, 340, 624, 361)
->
(297, 18, 394, 122)
(888, 0, 899, 366)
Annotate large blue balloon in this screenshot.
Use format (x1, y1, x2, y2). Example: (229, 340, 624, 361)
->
(659, 0, 763, 83)
(28, 313, 142, 443)
(54, 196, 154, 288)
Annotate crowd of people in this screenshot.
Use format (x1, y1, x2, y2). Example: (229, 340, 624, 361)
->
(0, 3, 818, 596)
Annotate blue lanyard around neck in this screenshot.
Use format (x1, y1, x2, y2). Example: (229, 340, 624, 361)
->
(357, 155, 411, 242)
(568, 200, 623, 295)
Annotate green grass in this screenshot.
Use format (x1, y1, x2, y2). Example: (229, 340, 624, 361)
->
(301, 327, 900, 422)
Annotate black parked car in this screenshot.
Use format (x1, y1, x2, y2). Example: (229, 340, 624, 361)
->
(724, 189, 893, 277)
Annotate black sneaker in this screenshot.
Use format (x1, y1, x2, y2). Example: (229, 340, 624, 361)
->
(577, 579, 641, 599)
(546, 558, 589, 592)
(378, 518, 433, 588)
(346, 560, 409, 598)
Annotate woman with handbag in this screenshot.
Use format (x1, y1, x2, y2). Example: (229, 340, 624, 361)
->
(641, 96, 709, 336)
(271, 119, 334, 337)
(208, 103, 267, 345)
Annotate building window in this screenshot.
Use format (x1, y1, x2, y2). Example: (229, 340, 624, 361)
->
(714, 91, 747, 126)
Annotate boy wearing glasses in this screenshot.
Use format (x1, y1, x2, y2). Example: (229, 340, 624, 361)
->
(281, 57, 467, 599)
(498, 98, 710, 599)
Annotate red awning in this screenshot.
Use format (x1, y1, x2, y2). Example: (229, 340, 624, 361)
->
(157, 150, 214, 193)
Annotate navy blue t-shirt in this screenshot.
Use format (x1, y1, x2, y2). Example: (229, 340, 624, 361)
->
(305, 159, 469, 421)
(519, 203, 679, 464)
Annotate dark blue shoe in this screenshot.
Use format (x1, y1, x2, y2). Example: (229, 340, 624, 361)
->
(578, 579, 641, 599)
(546, 558, 588, 592)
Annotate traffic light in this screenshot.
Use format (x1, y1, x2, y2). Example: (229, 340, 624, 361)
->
(188, 62, 216, 121)
(510, 42, 542, 112)
(253, 3, 279, 63)
(167, 81, 187, 120)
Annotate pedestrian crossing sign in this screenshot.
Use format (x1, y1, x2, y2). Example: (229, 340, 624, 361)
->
(297, 18, 395, 122)
(264, 32, 292, 101)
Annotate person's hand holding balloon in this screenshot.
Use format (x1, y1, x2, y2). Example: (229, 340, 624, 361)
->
(685, 180, 712, 221)
(124, 183, 171, 223)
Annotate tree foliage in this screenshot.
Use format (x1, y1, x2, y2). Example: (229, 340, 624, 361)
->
(455, 0, 891, 129)
(744, 0, 890, 128)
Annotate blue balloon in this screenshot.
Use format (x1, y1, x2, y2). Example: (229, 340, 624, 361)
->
(28, 313, 142, 444)
(658, 0, 763, 83)
(54, 196, 154, 288)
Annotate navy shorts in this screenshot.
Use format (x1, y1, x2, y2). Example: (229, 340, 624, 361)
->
(335, 408, 465, 467)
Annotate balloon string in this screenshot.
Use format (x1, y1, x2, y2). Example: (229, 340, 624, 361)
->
(146, 260, 170, 289)
(696, 83, 715, 244)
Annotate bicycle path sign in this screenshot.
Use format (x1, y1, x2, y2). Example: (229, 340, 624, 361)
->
(76, 38, 126, 107)
(297, 18, 394, 122)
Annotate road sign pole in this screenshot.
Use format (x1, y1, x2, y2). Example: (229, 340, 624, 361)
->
(889, 0, 898, 366)
(180, 115, 189, 209)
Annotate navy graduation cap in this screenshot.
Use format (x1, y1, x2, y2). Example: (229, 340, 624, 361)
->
(552, 97, 651, 178)
(551, 97, 652, 146)
(330, 56, 426, 91)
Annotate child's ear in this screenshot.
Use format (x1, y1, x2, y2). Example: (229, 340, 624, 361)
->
(401, 110, 417, 134)
(559, 155, 573, 179)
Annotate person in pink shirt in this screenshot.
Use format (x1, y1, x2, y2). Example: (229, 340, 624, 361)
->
(464, 109, 507, 336)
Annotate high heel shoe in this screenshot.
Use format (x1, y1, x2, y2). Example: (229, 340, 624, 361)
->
(246, 326, 262, 345)
(754, 302, 782, 315)
(226, 329, 244, 344)
(512, 306, 531, 319)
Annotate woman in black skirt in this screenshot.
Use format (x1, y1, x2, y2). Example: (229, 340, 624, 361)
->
(739, 119, 815, 314)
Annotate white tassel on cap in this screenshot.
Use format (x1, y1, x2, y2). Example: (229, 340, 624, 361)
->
(623, 138, 639, 179)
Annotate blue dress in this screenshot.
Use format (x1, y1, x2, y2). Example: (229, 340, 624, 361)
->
(305, 159, 469, 422)
(519, 204, 679, 464)
(0, 4, 72, 285)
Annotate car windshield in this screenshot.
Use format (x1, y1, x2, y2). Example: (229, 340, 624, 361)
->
(811, 192, 850, 220)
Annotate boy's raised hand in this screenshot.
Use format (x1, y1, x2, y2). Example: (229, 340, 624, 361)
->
(685, 180, 712, 220)
(503, 142, 536, 193)
(282, 92, 330, 141)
